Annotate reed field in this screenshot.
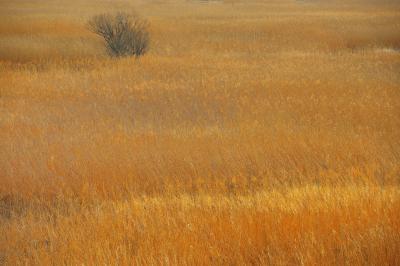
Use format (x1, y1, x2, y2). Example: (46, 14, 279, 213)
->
(1, 0, 400, 265)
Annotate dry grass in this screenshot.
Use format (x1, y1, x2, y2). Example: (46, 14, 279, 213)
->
(1, 0, 400, 265)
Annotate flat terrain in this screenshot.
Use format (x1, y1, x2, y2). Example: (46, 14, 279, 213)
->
(1, 0, 399, 265)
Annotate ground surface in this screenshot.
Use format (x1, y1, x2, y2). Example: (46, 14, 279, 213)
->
(0, 0, 400, 265)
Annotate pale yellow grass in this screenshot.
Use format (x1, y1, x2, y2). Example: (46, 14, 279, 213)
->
(0, 0, 400, 265)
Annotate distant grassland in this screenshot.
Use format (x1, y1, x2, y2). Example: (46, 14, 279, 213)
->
(1, 0, 400, 265)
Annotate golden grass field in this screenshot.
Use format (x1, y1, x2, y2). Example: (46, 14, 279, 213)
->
(1, 0, 400, 265)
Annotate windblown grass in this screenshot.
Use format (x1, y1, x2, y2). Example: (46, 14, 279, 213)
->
(0, 0, 399, 265)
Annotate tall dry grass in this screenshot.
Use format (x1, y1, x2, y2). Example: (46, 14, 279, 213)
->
(1, 0, 400, 265)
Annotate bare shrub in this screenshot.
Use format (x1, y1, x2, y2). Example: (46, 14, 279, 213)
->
(88, 12, 149, 57)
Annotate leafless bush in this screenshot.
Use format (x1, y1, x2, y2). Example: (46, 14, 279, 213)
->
(88, 12, 149, 57)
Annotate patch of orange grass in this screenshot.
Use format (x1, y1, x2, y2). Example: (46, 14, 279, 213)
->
(1, 187, 399, 264)
(0, 0, 399, 265)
